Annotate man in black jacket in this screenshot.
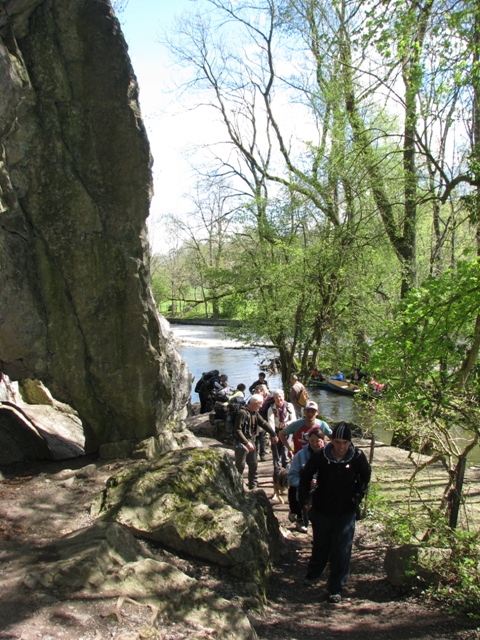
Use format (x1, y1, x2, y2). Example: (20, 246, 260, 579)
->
(235, 393, 278, 489)
(248, 371, 269, 394)
(298, 421, 371, 603)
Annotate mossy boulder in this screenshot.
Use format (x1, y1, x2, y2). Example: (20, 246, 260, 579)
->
(95, 448, 282, 594)
(19, 379, 54, 405)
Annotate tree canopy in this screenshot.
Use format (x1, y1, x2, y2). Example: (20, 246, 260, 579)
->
(154, 0, 478, 384)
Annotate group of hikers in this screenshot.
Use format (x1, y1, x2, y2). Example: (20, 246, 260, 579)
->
(195, 368, 372, 604)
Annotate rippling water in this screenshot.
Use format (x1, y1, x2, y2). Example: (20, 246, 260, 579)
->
(171, 323, 480, 463)
(171, 324, 388, 436)
(172, 324, 282, 395)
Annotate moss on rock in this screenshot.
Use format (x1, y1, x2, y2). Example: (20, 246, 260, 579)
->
(96, 448, 282, 594)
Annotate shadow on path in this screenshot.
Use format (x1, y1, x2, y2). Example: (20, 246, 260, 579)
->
(247, 451, 479, 640)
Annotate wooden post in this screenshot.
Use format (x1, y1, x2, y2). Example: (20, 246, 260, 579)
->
(369, 432, 375, 465)
(359, 432, 376, 519)
(448, 455, 467, 530)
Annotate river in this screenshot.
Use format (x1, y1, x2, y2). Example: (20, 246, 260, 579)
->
(172, 323, 393, 443)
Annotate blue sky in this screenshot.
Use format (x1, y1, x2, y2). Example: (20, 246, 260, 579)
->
(120, 1, 205, 254)
(119, 1, 314, 255)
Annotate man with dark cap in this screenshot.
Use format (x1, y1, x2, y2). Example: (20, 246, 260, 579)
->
(298, 421, 371, 603)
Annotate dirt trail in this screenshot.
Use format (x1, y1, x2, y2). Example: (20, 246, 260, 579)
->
(251, 448, 479, 640)
(0, 439, 479, 640)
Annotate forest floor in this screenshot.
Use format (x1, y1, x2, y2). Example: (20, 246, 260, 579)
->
(0, 435, 479, 640)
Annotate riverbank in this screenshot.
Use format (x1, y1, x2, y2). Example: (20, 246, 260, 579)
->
(166, 317, 243, 326)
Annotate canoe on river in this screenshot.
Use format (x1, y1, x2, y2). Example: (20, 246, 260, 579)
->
(326, 379, 361, 396)
(308, 378, 330, 390)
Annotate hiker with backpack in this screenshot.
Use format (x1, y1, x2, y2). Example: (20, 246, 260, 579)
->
(224, 383, 247, 441)
(195, 369, 219, 413)
(211, 378, 235, 417)
(195, 370, 229, 414)
(288, 374, 309, 418)
(298, 421, 371, 603)
(267, 389, 295, 469)
(279, 400, 332, 457)
(255, 383, 273, 461)
(234, 394, 278, 490)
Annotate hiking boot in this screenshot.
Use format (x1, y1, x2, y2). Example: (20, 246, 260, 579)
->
(288, 512, 297, 523)
(296, 521, 307, 533)
(328, 593, 342, 604)
(303, 574, 321, 586)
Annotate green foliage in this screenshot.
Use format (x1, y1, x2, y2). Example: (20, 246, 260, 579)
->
(151, 270, 171, 306)
(373, 477, 480, 616)
(369, 260, 480, 535)
(216, 198, 375, 383)
(371, 259, 480, 394)
(428, 530, 480, 618)
(371, 475, 425, 544)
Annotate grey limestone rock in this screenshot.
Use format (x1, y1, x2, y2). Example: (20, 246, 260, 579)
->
(384, 543, 452, 587)
(96, 447, 283, 595)
(0, 402, 52, 463)
(0, 400, 84, 462)
(0, 0, 191, 452)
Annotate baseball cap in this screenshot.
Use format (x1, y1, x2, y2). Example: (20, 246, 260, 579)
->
(304, 400, 318, 411)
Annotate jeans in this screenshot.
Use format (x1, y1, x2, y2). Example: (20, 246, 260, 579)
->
(288, 486, 308, 524)
(255, 430, 267, 458)
(234, 443, 258, 489)
(307, 508, 356, 595)
(288, 485, 301, 518)
(271, 439, 289, 469)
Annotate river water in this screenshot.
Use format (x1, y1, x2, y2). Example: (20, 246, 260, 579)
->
(172, 324, 393, 443)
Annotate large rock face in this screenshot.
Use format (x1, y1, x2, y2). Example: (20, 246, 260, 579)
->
(0, 0, 191, 451)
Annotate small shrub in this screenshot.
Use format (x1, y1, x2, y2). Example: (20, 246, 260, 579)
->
(430, 529, 480, 618)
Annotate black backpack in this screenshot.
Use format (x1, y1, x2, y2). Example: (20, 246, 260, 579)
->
(194, 369, 220, 394)
(213, 401, 228, 419)
(227, 396, 247, 419)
